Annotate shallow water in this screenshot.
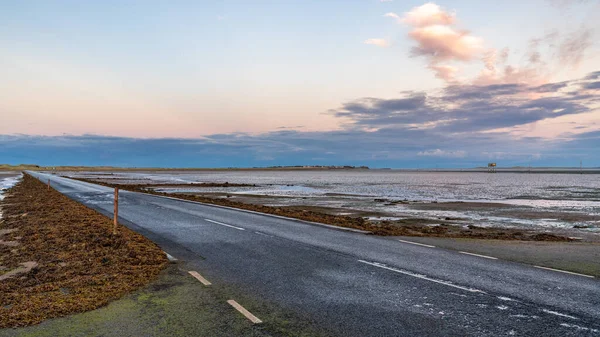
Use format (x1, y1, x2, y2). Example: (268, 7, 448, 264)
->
(0, 174, 21, 201)
(0, 173, 22, 218)
(67, 170, 600, 231)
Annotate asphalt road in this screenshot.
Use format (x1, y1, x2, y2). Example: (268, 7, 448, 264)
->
(28, 172, 600, 336)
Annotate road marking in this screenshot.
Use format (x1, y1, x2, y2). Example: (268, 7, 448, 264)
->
(560, 323, 598, 333)
(533, 265, 595, 278)
(204, 219, 245, 231)
(227, 300, 263, 324)
(358, 260, 486, 294)
(397, 239, 436, 248)
(497, 296, 515, 302)
(459, 251, 498, 260)
(188, 271, 212, 286)
(147, 193, 371, 233)
(254, 231, 274, 237)
(164, 252, 178, 262)
(542, 309, 578, 320)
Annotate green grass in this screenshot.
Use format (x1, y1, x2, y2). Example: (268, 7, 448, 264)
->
(0, 265, 328, 337)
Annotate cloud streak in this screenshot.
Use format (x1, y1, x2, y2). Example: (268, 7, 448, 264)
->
(329, 71, 600, 135)
(364, 38, 391, 48)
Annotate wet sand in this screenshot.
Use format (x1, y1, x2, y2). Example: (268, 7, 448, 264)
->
(154, 191, 600, 241)
(0, 172, 19, 179)
(68, 176, 585, 242)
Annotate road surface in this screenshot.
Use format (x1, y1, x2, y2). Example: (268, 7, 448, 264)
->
(29, 172, 600, 336)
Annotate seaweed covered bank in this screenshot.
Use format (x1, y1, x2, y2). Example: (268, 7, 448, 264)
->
(0, 174, 167, 328)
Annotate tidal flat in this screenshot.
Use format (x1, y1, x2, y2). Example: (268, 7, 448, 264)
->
(58, 169, 600, 242)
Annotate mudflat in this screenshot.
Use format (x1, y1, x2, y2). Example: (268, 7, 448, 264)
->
(70, 176, 580, 242)
(0, 172, 19, 179)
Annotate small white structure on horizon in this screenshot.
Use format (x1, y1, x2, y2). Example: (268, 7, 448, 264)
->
(487, 163, 497, 173)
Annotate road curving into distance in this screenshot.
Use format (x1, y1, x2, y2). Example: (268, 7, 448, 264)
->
(28, 171, 600, 337)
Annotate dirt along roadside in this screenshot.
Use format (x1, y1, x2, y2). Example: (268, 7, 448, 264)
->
(0, 174, 168, 328)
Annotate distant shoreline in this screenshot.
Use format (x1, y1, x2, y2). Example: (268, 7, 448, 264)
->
(385, 168, 600, 174)
(2, 164, 600, 174)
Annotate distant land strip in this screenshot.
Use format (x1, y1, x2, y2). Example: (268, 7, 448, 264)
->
(1, 164, 599, 174)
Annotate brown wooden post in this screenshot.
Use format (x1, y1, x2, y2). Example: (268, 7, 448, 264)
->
(47, 179, 50, 191)
(113, 188, 119, 235)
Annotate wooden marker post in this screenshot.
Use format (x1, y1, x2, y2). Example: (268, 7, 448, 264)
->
(47, 179, 50, 191)
(113, 188, 119, 235)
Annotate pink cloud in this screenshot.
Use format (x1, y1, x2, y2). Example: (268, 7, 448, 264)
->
(428, 64, 459, 82)
(402, 3, 456, 27)
(478, 27, 594, 86)
(408, 25, 482, 62)
(380, 3, 594, 87)
(390, 3, 483, 84)
(364, 38, 391, 48)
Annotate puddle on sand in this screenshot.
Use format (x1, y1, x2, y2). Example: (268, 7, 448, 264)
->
(0, 174, 22, 218)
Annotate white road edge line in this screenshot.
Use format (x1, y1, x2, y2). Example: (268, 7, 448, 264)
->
(542, 309, 578, 320)
(204, 219, 245, 231)
(54, 174, 370, 234)
(227, 300, 263, 324)
(146, 193, 371, 234)
(397, 239, 436, 248)
(534, 265, 595, 278)
(459, 251, 498, 260)
(188, 271, 212, 286)
(358, 260, 486, 294)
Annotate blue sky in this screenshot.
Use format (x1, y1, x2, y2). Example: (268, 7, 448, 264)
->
(1, 0, 599, 167)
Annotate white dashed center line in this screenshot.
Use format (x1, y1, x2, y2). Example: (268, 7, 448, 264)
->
(204, 219, 245, 231)
(459, 251, 498, 260)
(397, 239, 436, 248)
(227, 300, 263, 324)
(188, 271, 212, 286)
(542, 309, 578, 320)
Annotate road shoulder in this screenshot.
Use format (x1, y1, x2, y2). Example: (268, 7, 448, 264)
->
(396, 236, 600, 277)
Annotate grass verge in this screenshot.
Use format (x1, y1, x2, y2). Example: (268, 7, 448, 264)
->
(0, 174, 168, 328)
(0, 264, 328, 337)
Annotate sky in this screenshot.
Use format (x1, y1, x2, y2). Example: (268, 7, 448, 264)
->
(1, 0, 599, 168)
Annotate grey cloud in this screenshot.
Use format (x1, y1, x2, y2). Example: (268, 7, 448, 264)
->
(584, 71, 600, 80)
(532, 81, 570, 92)
(558, 27, 594, 68)
(329, 71, 599, 133)
(443, 83, 525, 101)
(583, 81, 600, 90)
